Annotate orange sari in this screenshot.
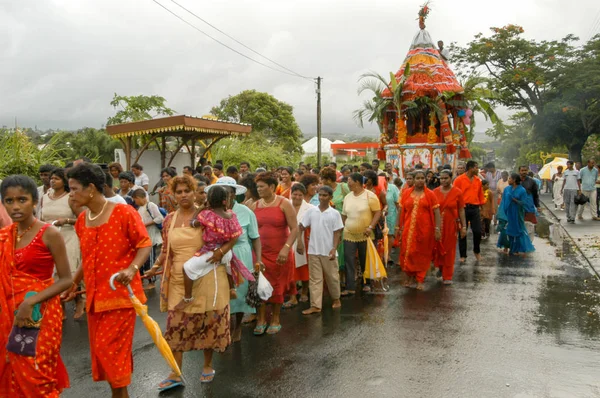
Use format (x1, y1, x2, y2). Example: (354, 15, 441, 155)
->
(433, 187, 464, 281)
(399, 187, 439, 283)
(276, 183, 293, 199)
(75, 204, 151, 388)
(0, 224, 69, 397)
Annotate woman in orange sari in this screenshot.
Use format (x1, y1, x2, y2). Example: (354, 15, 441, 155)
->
(397, 170, 441, 290)
(63, 164, 151, 398)
(433, 170, 467, 285)
(0, 175, 72, 397)
(275, 166, 294, 199)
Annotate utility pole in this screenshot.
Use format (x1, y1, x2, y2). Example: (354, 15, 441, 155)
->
(316, 76, 322, 167)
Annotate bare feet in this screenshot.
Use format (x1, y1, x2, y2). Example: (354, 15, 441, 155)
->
(332, 299, 341, 309)
(230, 289, 238, 299)
(459, 257, 466, 264)
(442, 280, 453, 285)
(232, 327, 242, 342)
(302, 307, 321, 315)
(416, 282, 424, 290)
(143, 282, 155, 291)
(299, 295, 309, 303)
(474, 253, 482, 262)
(242, 314, 257, 324)
(74, 299, 86, 320)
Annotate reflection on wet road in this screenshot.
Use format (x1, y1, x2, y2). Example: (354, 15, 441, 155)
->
(61, 237, 600, 397)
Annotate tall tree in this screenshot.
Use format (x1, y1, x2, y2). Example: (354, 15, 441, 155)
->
(107, 94, 176, 125)
(452, 24, 576, 117)
(210, 90, 303, 154)
(535, 35, 600, 162)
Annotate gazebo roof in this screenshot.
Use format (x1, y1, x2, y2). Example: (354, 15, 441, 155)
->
(381, 29, 463, 100)
(106, 115, 251, 139)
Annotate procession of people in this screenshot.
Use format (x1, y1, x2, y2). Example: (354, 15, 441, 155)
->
(3, 156, 597, 397)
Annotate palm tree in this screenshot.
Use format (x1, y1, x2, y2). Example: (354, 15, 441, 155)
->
(353, 66, 412, 131)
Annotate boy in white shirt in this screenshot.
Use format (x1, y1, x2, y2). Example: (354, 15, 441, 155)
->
(297, 186, 344, 315)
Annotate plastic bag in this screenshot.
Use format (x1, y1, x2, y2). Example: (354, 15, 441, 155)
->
(364, 238, 387, 282)
(257, 271, 273, 301)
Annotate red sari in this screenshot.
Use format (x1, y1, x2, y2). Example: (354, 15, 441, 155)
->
(433, 187, 464, 281)
(399, 187, 439, 283)
(75, 204, 151, 388)
(0, 224, 69, 397)
(255, 198, 294, 304)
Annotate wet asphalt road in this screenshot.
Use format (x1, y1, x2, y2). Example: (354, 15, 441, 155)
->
(61, 234, 600, 398)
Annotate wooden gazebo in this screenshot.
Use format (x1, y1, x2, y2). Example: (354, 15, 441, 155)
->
(106, 115, 252, 169)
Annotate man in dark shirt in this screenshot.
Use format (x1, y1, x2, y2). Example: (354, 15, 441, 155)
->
(519, 166, 541, 210)
(519, 165, 540, 241)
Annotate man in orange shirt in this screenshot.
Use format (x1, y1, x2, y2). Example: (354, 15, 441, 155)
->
(453, 160, 485, 263)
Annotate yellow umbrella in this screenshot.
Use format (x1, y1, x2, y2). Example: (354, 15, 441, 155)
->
(110, 274, 184, 383)
(364, 238, 388, 283)
(538, 157, 568, 180)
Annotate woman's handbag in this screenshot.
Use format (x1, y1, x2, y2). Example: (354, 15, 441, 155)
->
(245, 272, 262, 308)
(6, 292, 43, 357)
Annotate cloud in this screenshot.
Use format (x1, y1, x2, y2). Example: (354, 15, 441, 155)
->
(0, 0, 597, 137)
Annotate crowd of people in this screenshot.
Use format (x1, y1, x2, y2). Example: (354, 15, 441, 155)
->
(1, 154, 593, 396)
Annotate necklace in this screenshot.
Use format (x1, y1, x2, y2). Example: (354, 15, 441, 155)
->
(87, 200, 108, 221)
(17, 219, 37, 242)
(179, 207, 197, 227)
(50, 191, 68, 200)
(260, 196, 277, 207)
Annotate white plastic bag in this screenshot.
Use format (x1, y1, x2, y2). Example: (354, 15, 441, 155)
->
(257, 271, 273, 301)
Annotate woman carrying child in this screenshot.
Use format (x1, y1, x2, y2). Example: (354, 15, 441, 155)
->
(177, 185, 254, 311)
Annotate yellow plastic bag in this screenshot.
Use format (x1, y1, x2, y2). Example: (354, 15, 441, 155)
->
(364, 238, 387, 283)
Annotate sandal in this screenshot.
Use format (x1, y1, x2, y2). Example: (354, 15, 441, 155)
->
(158, 378, 183, 391)
(266, 324, 282, 334)
(282, 301, 297, 309)
(340, 290, 355, 297)
(253, 324, 267, 336)
(200, 370, 216, 383)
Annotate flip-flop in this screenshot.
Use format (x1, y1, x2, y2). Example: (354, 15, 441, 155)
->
(282, 301, 297, 309)
(200, 370, 216, 383)
(158, 378, 183, 392)
(253, 324, 267, 335)
(340, 291, 355, 297)
(266, 325, 282, 334)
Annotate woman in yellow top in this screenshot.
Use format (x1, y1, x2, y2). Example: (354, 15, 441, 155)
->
(341, 172, 381, 296)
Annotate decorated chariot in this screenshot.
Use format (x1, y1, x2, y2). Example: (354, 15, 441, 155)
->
(378, 3, 472, 177)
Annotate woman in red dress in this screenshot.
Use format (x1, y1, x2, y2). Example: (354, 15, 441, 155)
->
(250, 172, 298, 335)
(0, 175, 72, 397)
(63, 164, 151, 398)
(433, 170, 467, 284)
(397, 170, 442, 290)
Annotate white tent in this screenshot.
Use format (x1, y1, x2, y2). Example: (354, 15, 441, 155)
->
(301, 137, 333, 155)
(538, 157, 569, 180)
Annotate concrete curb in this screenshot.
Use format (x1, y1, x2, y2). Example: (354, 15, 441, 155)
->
(540, 199, 600, 279)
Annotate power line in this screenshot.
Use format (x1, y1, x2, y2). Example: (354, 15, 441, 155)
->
(150, 0, 314, 80)
(585, 8, 600, 41)
(168, 0, 314, 81)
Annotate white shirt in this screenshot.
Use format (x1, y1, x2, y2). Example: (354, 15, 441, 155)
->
(294, 201, 314, 267)
(563, 169, 580, 190)
(135, 173, 150, 188)
(300, 206, 344, 256)
(138, 202, 164, 246)
(106, 195, 127, 204)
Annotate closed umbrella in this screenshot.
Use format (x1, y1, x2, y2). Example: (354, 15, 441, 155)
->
(109, 274, 184, 383)
(364, 238, 388, 283)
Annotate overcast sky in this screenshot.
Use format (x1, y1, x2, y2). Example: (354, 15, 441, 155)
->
(1, 0, 598, 138)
